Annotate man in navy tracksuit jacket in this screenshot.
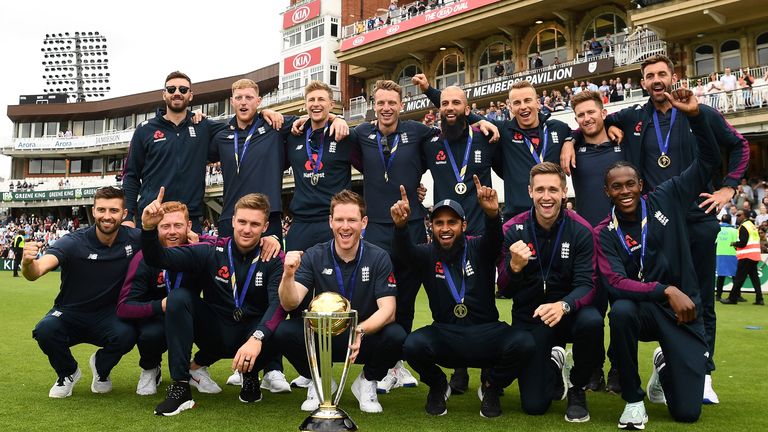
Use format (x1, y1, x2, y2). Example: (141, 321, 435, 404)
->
(595, 88, 721, 428)
(599, 55, 749, 403)
(117, 201, 204, 396)
(123, 71, 227, 232)
(393, 179, 534, 418)
(500, 162, 601, 423)
(141, 191, 285, 416)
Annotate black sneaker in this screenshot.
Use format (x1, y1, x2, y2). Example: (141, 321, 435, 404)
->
(605, 366, 621, 394)
(565, 386, 590, 422)
(425, 380, 451, 416)
(720, 297, 738, 304)
(478, 384, 502, 418)
(154, 381, 195, 416)
(449, 368, 469, 395)
(239, 374, 263, 403)
(755, 299, 765, 305)
(737, 296, 748, 303)
(585, 367, 605, 392)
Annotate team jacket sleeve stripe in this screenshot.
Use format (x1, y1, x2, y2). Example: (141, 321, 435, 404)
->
(116, 251, 157, 319)
(254, 254, 287, 341)
(709, 106, 750, 187)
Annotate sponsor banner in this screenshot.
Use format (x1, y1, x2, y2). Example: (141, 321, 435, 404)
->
(12, 130, 133, 151)
(340, 0, 500, 51)
(283, 0, 321, 29)
(283, 47, 322, 74)
(1, 259, 60, 271)
(402, 57, 614, 113)
(1, 187, 99, 202)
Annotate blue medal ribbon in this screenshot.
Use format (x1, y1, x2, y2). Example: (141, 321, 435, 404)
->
(611, 198, 648, 281)
(162, 270, 183, 295)
(528, 208, 566, 293)
(524, 124, 549, 164)
(375, 131, 400, 181)
(233, 122, 259, 175)
(227, 239, 261, 310)
(441, 244, 468, 304)
(329, 240, 364, 300)
(652, 108, 677, 158)
(305, 123, 330, 178)
(444, 128, 474, 184)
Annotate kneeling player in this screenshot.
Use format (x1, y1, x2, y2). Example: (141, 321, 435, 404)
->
(275, 190, 406, 414)
(392, 177, 534, 417)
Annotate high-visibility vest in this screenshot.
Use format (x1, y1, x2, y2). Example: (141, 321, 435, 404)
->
(735, 220, 761, 262)
(14, 234, 25, 249)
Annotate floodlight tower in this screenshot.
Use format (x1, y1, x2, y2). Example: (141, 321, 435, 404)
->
(41, 31, 111, 102)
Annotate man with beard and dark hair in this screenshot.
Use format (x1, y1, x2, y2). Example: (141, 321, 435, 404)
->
(21, 186, 140, 398)
(392, 178, 534, 418)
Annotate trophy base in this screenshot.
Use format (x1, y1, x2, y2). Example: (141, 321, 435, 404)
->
(300, 407, 358, 431)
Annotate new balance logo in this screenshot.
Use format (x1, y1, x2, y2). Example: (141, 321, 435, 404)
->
(322, 268, 333, 275)
(296, 145, 304, 150)
(654, 211, 669, 226)
(87, 253, 98, 260)
(227, 134, 235, 140)
(51, 310, 62, 317)
(368, 134, 376, 140)
(516, 224, 524, 231)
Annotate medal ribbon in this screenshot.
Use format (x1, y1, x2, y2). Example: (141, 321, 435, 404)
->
(233, 122, 259, 175)
(376, 131, 400, 179)
(524, 124, 549, 164)
(441, 244, 468, 305)
(305, 123, 330, 177)
(330, 240, 364, 300)
(528, 208, 566, 291)
(444, 128, 474, 184)
(652, 108, 677, 157)
(227, 239, 260, 310)
(611, 198, 648, 280)
(162, 270, 183, 295)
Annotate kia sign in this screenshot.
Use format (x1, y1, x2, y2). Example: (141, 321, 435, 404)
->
(283, 0, 321, 29)
(340, 0, 500, 51)
(283, 47, 322, 74)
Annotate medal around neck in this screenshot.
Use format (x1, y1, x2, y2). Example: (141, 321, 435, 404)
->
(301, 292, 359, 431)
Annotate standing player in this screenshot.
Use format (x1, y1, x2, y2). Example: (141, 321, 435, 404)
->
(122, 71, 228, 232)
(117, 201, 203, 396)
(141, 190, 285, 416)
(501, 162, 601, 422)
(596, 88, 720, 429)
(275, 190, 406, 414)
(720, 210, 765, 305)
(392, 179, 534, 417)
(22, 187, 139, 398)
(578, 55, 750, 403)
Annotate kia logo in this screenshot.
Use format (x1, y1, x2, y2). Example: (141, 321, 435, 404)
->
(437, 8, 453, 19)
(293, 52, 312, 69)
(386, 25, 400, 35)
(353, 36, 365, 46)
(291, 6, 310, 24)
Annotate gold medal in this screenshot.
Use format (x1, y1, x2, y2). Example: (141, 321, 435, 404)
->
(311, 173, 319, 186)
(453, 303, 468, 318)
(455, 182, 467, 195)
(658, 154, 671, 168)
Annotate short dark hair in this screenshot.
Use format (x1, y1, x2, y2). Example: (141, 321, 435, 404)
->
(330, 190, 366, 218)
(530, 162, 566, 188)
(165, 71, 191, 86)
(94, 186, 124, 201)
(571, 90, 604, 109)
(640, 54, 674, 76)
(604, 161, 640, 186)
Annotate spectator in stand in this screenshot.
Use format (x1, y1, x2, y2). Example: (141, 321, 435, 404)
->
(553, 94, 566, 111)
(603, 33, 613, 53)
(625, 77, 636, 91)
(742, 201, 757, 222)
(388, 0, 399, 19)
(599, 80, 611, 94)
(693, 79, 706, 98)
(532, 52, 543, 69)
(494, 60, 505, 77)
(587, 80, 599, 92)
(601, 91, 609, 105)
(538, 90, 548, 106)
(505, 59, 515, 76)
(552, 56, 561, 66)
(706, 73, 724, 108)
(720, 67, 738, 92)
(541, 96, 554, 115)
(563, 86, 573, 107)
(367, 17, 375, 30)
(418, 0, 427, 14)
(755, 204, 768, 226)
(9, 182, 14, 191)
(356, 21, 364, 34)
(589, 36, 603, 56)
(740, 178, 755, 203)
(423, 109, 436, 126)
(754, 178, 767, 204)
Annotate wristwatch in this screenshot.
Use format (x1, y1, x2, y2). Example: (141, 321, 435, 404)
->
(252, 330, 265, 342)
(560, 301, 571, 315)
(356, 326, 366, 338)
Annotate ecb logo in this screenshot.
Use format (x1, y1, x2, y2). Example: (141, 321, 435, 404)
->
(353, 36, 365, 46)
(386, 25, 400, 35)
(291, 6, 310, 24)
(293, 52, 312, 70)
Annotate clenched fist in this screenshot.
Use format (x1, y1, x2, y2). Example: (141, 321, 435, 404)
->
(284, 250, 304, 277)
(509, 240, 532, 273)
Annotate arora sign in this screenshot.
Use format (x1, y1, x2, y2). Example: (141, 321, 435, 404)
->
(283, 0, 321, 29)
(283, 47, 322, 74)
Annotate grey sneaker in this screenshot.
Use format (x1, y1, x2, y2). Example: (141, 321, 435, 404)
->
(551, 346, 567, 401)
(189, 366, 222, 394)
(646, 347, 666, 404)
(261, 370, 291, 393)
(136, 366, 161, 396)
(618, 401, 648, 430)
(49, 368, 82, 398)
(89, 352, 112, 394)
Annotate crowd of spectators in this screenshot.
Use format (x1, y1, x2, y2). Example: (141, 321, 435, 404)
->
(0, 214, 80, 259)
(716, 177, 768, 252)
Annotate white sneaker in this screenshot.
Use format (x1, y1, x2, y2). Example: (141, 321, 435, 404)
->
(563, 348, 574, 389)
(136, 366, 161, 396)
(189, 366, 222, 394)
(376, 368, 399, 394)
(226, 371, 242, 386)
(703, 374, 719, 404)
(261, 370, 291, 393)
(646, 347, 666, 404)
(301, 379, 338, 411)
(618, 401, 648, 430)
(89, 352, 112, 394)
(551, 346, 567, 401)
(395, 361, 418, 387)
(49, 368, 81, 398)
(290, 375, 312, 388)
(351, 372, 383, 413)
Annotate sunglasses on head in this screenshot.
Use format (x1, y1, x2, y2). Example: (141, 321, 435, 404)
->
(165, 85, 190, 95)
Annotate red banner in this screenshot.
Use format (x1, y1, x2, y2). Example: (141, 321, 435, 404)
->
(283, 47, 322, 74)
(283, 0, 322, 29)
(340, 0, 500, 51)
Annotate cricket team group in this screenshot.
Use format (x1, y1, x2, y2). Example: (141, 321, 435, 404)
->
(19, 53, 749, 430)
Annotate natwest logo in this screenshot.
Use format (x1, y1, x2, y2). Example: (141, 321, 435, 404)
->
(291, 6, 310, 24)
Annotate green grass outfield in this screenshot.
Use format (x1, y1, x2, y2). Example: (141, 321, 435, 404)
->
(1, 271, 767, 432)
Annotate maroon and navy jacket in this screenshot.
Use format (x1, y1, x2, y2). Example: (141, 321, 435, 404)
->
(499, 209, 597, 325)
(140, 230, 286, 341)
(595, 110, 721, 320)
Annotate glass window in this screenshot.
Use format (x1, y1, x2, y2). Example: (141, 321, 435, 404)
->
(304, 19, 324, 42)
(529, 28, 567, 67)
(41, 159, 54, 174)
(478, 42, 514, 80)
(28, 159, 41, 174)
(107, 156, 124, 172)
(329, 64, 338, 87)
(720, 40, 741, 71)
(91, 158, 103, 173)
(757, 32, 768, 67)
(284, 29, 301, 49)
(33, 122, 44, 138)
(435, 54, 465, 90)
(695, 45, 715, 76)
(72, 121, 84, 136)
(45, 122, 60, 136)
(397, 64, 423, 98)
(582, 13, 627, 48)
(18, 123, 32, 138)
(283, 72, 302, 91)
(54, 160, 66, 174)
(70, 159, 82, 174)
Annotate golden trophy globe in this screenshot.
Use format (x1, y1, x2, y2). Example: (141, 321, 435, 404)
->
(300, 292, 358, 431)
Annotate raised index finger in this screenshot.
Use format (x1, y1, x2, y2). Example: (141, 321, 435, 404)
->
(473, 174, 482, 191)
(400, 185, 408, 203)
(157, 186, 165, 204)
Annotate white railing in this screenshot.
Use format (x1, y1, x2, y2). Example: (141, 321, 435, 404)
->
(342, 0, 461, 40)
